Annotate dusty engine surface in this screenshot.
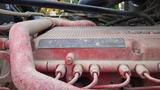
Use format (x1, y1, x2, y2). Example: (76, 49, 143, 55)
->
(34, 26, 160, 90)
(0, 0, 160, 90)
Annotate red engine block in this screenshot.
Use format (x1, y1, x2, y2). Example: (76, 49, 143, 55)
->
(34, 26, 160, 90)
(0, 19, 160, 90)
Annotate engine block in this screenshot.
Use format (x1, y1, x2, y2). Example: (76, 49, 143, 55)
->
(34, 26, 160, 90)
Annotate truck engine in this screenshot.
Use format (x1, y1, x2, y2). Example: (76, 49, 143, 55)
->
(0, 0, 160, 90)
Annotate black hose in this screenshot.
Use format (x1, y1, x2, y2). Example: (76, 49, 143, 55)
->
(79, 0, 124, 8)
(0, 0, 155, 25)
(106, 0, 158, 26)
(106, 17, 135, 26)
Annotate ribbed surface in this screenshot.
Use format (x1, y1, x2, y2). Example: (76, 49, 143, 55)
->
(34, 26, 160, 48)
(36, 26, 160, 39)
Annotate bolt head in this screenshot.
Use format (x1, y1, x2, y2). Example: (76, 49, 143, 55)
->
(66, 57, 73, 65)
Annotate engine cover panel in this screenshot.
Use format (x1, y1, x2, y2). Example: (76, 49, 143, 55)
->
(34, 27, 160, 89)
(34, 26, 160, 60)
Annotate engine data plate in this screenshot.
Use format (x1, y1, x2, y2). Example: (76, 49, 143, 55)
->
(38, 38, 125, 48)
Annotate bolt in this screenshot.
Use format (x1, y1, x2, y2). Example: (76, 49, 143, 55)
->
(65, 53, 75, 65)
(66, 57, 73, 65)
(133, 49, 141, 54)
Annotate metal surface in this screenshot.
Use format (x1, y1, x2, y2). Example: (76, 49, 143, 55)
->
(126, 86, 160, 90)
(39, 38, 125, 48)
(35, 60, 160, 73)
(0, 18, 159, 89)
(34, 26, 160, 60)
(9, 18, 96, 90)
(34, 26, 160, 89)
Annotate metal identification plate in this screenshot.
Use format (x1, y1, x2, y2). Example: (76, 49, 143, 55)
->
(38, 38, 125, 48)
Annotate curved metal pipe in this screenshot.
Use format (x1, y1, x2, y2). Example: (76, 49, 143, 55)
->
(0, 51, 9, 64)
(0, 9, 44, 17)
(0, 71, 10, 80)
(0, 51, 11, 86)
(135, 64, 160, 84)
(0, 23, 14, 31)
(9, 18, 95, 90)
(68, 73, 80, 84)
(55, 64, 66, 80)
(94, 73, 130, 89)
(83, 73, 99, 89)
(68, 64, 83, 85)
(55, 73, 61, 80)
(143, 73, 160, 84)
(0, 87, 10, 90)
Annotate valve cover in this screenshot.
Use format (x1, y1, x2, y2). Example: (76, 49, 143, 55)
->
(34, 26, 160, 60)
(34, 26, 160, 89)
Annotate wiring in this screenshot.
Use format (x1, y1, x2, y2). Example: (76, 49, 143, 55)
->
(0, 0, 155, 25)
(0, 9, 45, 17)
(144, 72, 160, 84)
(0, 23, 13, 31)
(106, 0, 158, 26)
(83, 73, 99, 89)
(68, 73, 79, 84)
(68, 64, 83, 85)
(94, 64, 131, 89)
(55, 73, 61, 80)
(94, 73, 130, 89)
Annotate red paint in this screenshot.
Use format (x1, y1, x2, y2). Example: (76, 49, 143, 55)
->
(32, 26, 160, 89)
(8, 18, 95, 90)
(0, 18, 159, 90)
(0, 38, 8, 49)
(0, 51, 10, 63)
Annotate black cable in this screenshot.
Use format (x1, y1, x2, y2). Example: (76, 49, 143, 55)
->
(9, 5, 21, 12)
(106, 17, 135, 26)
(106, 0, 158, 26)
(0, 0, 155, 25)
